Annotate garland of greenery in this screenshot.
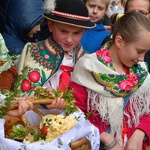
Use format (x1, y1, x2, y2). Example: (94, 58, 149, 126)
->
(0, 66, 78, 118)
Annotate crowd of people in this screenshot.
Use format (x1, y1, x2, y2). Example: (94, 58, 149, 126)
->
(1, 0, 150, 149)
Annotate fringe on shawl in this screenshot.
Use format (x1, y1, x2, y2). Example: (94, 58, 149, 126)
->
(124, 78, 150, 128)
(87, 89, 124, 145)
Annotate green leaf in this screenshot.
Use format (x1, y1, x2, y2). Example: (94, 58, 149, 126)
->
(0, 67, 28, 117)
(41, 70, 47, 82)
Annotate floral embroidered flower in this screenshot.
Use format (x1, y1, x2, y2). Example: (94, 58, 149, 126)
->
(21, 79, 31, 92)
(28, 70, 40, 83)
(96, 49, 112, 64)
(39, 46, 44, 50)
(44, 54, 50, 59)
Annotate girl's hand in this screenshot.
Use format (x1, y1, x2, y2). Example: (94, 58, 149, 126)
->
(124, 129, 145, 150)
(6, 97, 33, 116)
(45, 87, 66, 110)
(101, 132, 122, 150)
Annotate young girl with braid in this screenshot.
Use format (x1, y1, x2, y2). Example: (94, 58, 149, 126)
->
(69, 11, 150, 150)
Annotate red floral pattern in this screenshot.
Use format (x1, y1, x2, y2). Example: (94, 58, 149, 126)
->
(96, 49, 112, 64)
(92, 47, 147, 96)
(21, 79, 32, 92)
(39, 46, 44, 50)
(118, 74, 138, 91)
(28, 70, 40, 83)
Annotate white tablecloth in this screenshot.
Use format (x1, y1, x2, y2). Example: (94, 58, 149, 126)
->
(0, 109, 100, 150)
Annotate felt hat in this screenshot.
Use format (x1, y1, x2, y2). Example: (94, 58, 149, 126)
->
(43, 0, 95, 28)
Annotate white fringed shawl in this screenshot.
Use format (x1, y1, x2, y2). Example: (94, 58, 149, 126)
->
(71, 52, 150, 145)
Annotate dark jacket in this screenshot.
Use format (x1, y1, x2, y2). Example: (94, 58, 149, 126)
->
(144, 50, 150, 72)
(2, 0, 47, 55)
(0, 0, 8, 33)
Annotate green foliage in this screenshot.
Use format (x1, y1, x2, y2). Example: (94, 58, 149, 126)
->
(12, 66, 28, 96)
(51, 88, 78, 115)
(33, 130, 45, 141)
(85, 112, 92, 119)
(7, 125, 29, 140)
(7, 125, 45, 141)
(34, 86, 79, 115)
(34, 86, 54, 99)
(74, 116, 81, 121)
(59, 89, 78, 115)
(43, 118, 52, 126)
(0, 66, 78, 117)
(10, 55, 18, 64)
(0, 67, 28, 118)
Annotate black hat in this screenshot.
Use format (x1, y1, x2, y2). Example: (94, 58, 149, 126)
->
(43, 0, 95, 28)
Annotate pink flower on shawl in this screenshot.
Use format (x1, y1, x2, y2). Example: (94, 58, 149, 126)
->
(118, 80, 135, 91)
(126, 74, 138, 85)
(118, 74, 138, 91)
(96, 49, 111, 64)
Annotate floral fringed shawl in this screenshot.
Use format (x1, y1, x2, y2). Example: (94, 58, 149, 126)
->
(71, 48, 150, 145)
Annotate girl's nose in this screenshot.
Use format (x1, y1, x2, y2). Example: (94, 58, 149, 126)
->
(138, 55, 144, 62)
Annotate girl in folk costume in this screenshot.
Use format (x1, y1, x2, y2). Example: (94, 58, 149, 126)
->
(16, 0, 95, 109)
(69, 12, 150, 150)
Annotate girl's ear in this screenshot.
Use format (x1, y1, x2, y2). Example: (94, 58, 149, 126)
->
(115, 35, 123, 48)
(47, 20, 53, 32)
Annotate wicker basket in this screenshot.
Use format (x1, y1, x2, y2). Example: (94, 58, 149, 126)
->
(0, 62, 18, 90)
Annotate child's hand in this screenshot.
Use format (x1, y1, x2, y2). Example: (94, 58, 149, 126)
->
(45, 87, 65, 110)
(46, 97, 65, 110)
(101, 132, 122, 150)
(6, 97, 33, 116)
(124, 129, 144, 150)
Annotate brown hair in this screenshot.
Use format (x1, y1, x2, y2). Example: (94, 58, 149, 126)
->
(110, 13, 119, 27)
(121, 0, 127, 8)
(112, 11, 150, 43)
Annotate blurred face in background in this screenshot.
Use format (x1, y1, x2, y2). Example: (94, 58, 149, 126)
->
(85, 0, 107, 22)
(27, 20, 43, 39)
(125, 0, 150, 19)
